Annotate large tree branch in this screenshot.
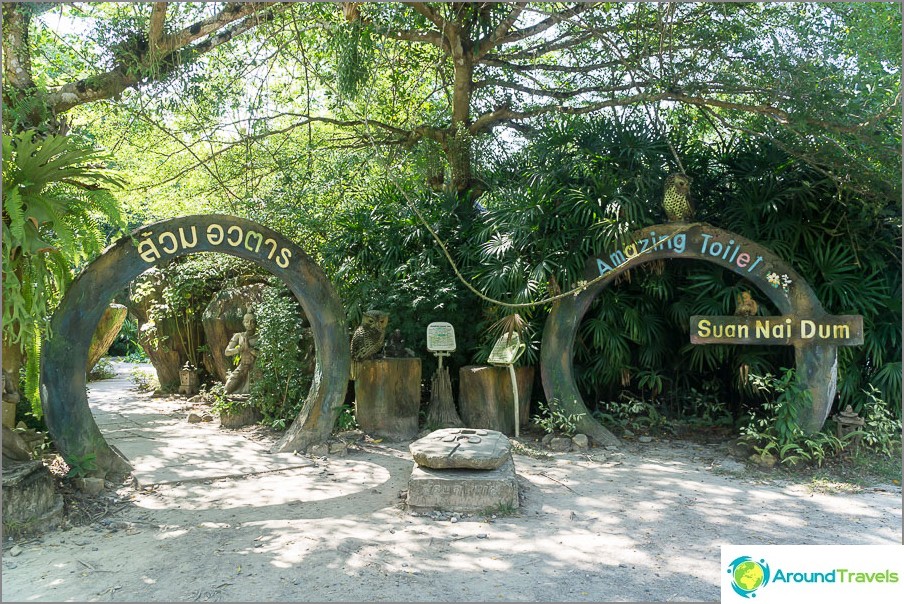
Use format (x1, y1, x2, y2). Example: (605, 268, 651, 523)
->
(474, 2, 527, 58)
(473, 78, 648, 100)
(498, 3, 597, 47)
(148, 3, 168, 56)
(403, 2, 446, 30)
(44, 4, 286, 115)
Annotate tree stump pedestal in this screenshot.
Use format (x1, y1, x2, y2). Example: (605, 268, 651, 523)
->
(458, 365, 534, 436)
(355, 358, 422, 441)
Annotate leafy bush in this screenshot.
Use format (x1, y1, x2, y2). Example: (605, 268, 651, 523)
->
(250, 282, 314, 429)
(740, 368, 844, 467)
(532, 400, 585, 436)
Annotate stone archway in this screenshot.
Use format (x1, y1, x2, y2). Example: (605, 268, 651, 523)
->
(41, 215, 350, 477)
(541, 223, 847, 447)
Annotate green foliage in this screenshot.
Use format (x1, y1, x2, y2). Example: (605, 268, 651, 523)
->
(593, 393, 670, 435)
(740, 369, 843, 467)
(250, 282, 314, 429)
(2, 130, 125, 415)
(129, 367, 159, 392)
(64, 452, 97, 478)
(334, 404, 358, 432)
(531, 400, 585, 437)
(849, 386, 902, 458)
(87, 357, 117, 382)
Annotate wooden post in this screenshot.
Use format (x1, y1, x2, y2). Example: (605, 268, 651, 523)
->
(355, 358, 422, 441)
(425, 366, 464, 429)
(458, 365, 533, 436)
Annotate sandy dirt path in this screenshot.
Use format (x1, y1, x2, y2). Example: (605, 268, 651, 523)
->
(1, 364, 900, 602)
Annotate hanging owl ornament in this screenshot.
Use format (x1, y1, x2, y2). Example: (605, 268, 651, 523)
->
(662, 173, 694, 222)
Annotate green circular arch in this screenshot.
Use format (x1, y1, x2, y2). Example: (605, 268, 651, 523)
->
(540, 223, 838, 446)
(41, 215, 350, 476)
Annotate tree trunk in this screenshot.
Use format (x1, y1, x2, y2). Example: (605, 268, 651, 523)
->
(355, 358, 421, 441)
(425, 366, 463, 429)
(458, 365, 533, 436)
(86, 304, 128, 372)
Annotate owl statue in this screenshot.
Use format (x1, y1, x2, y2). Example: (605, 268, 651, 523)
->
(350, 310, 389, 379)
(734, 291, 759, 317)
(662, 173, 694, 222)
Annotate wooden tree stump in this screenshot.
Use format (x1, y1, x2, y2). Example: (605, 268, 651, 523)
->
(355, 358, 422, 441)
(425, 366, 463, 429)
(458, 365, 534, 436)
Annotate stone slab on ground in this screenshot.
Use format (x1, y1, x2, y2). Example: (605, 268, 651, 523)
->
(409, 428, 512, 470)
(406, 457, 519, 512)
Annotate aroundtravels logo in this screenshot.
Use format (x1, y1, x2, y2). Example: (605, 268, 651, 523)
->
(726, 556, 771, 598)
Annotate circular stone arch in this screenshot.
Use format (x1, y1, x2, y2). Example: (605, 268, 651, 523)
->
(541, 223, 838, 447)
(41, 215, 350, 477)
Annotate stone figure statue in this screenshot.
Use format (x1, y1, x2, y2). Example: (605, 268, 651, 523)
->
(224, 309, 259, 394)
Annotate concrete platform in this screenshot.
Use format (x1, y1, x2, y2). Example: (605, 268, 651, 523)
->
(406, 457, 519, 512)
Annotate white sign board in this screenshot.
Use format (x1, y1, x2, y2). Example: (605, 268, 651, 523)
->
(487, 332, 525, 366)
(427, 322, 456, 352)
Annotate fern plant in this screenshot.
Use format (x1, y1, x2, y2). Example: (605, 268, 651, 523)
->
(2, 130, 125, 415)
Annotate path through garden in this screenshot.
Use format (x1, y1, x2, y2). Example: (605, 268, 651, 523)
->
(1, 362, 900, 602)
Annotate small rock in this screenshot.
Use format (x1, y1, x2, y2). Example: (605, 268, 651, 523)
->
(638, 436, 653, 444)
(201, 413, 214, 422)
(336, 430, 364, 442)
(9, 545, 22, 557)
(477, 534, 488, 539)
(571, 434, 590, 450)
(623, 430, 635, 438)
(749, 452, 776, 469)
(717, 457, 746, 473)
(541, 433, 554, 447)
(74, 477, 106, 496)
(187, 411, 203, 423)
(328, 441, 348, 456)
(309, 443, 329, 457)
(548, 437, 572, 452)
(450, 516, 458, 523)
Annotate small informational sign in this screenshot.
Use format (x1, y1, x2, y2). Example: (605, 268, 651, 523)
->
(427, 322, 456, 353)
(488, 332, 526, 366)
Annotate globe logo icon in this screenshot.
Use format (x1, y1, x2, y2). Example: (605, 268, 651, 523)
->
(727, 556, 771, 598)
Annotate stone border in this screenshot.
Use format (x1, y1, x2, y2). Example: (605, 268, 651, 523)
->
(41, 215, 350, 476)
(540, 223, 838, 446)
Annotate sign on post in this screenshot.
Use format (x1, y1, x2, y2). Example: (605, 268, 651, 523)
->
(427, 322, 457, 353)
(487, 332, 526, 437)
(488, 332, 525, 366)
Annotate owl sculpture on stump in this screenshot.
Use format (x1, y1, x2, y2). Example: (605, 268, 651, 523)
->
(350, 310, 390, 380)
(662, 173, 694, 222)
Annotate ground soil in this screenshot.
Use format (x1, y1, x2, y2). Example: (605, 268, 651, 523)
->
(1, 365, 901, 602)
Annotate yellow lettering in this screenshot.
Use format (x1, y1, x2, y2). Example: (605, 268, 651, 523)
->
(819, 324, 831, 338)
(738, 325, 749, 338)
(207, 224, 224, 245)
(277, 247, 292, 268)
(801, 320, 816, 338)
(834, 325, 850, 339)
(263, 238, 278, 260)
(178, 226, 198, 248)
(158, 231, 178, 254)
(226, 225, 243, 246)
(697, 319, 711, 338)
(245, 231, 263, 253)
(756, 320, 768, 339)
(137, 238, 161, 263)
(772, 322, 786, 338)
(725, 324, 736, 338)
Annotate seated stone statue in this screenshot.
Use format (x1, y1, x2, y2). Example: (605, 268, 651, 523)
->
(224, 309, 259, 395)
